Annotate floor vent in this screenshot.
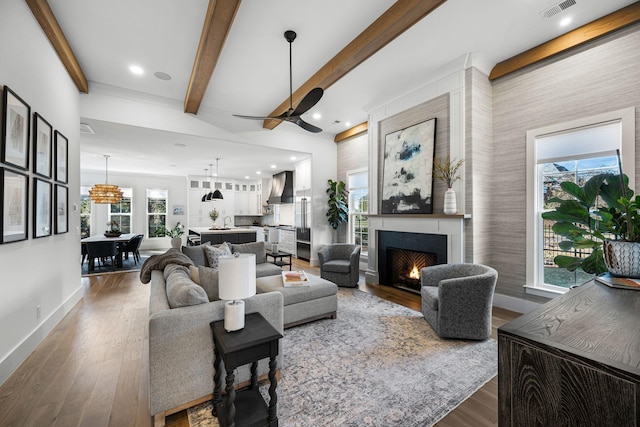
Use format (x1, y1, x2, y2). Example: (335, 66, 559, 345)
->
(80, 123, 95, 134)
(540, 0, 577, 19)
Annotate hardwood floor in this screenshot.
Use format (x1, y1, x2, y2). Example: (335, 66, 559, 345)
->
(0, 259, 519, 427)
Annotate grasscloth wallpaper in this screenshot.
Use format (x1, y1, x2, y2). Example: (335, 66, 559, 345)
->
(490, 24, 640, 301)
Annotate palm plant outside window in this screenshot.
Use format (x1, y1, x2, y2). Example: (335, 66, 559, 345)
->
(80, 186, 91, 238)
(147, 189, 167, 237)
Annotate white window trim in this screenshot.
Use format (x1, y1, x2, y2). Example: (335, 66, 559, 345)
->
(525, 107, 635, 298)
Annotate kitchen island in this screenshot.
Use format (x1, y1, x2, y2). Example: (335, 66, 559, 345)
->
(189, 227, 257, 245)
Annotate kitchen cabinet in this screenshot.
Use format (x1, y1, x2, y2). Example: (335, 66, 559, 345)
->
(235, 191, 250, 215)
(278, 229, 295, 255)
(294, 159, 311, 191)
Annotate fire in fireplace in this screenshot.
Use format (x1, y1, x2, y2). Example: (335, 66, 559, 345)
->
(387, 248, 437, 293)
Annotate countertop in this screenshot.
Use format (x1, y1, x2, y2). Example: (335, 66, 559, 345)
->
(189, 227, 257, 235)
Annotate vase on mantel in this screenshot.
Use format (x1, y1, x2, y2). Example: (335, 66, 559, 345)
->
(443, 188, 457, 215)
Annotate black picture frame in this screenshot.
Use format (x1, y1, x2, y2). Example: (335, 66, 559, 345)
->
(33, 112, 52, 178)
(54, 130, 68, 184)
(1, 167, 28, 243)
(55, 184, 68, 234)
(1, 86, 31, 170)
(33, 177, 52, 238)
(381, 118, 437, 214)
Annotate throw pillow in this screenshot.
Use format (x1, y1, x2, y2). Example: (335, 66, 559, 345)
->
(189, 264, 200, 284)
(204, 243, 232, 270)
(231, 241, 266, 264)
(165, 267, 209, 308)
(197, 265, 220, 301)
(181, 242, 211, 267)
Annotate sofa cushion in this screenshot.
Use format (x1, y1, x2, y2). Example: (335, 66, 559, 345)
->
(256, 274, 338, 306)
(204, 243, 232, 270)
(197, 266, 220, 301)
(256, 263, 283, 278)
(231, 241, 266, 264)
(181, 242, 211, 267)
(321, 259, 351, 274)
(165, 266, 209, 308)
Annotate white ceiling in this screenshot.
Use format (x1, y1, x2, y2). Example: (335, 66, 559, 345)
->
(47, 0, 637, 179)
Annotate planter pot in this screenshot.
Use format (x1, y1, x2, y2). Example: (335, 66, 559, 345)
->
(443, 188, 457, 215)
(170, 237, 182, 249)
(603, 240, 640, 278)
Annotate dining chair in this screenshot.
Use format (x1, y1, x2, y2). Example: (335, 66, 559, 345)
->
(86, 241, 118, 272)
(123, 234, 144, 264)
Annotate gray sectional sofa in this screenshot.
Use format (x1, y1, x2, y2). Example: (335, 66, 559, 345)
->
(142, 243, 338, 422)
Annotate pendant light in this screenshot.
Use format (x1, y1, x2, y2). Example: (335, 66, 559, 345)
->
(205, 158, 224, 201)
(89, 155, 123, 204)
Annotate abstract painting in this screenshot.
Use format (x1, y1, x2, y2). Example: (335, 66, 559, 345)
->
(381, 118, 436, 214)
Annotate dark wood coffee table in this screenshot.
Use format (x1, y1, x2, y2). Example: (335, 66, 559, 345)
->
(266, 251, 292, 271)
(210, 313, 283, 427)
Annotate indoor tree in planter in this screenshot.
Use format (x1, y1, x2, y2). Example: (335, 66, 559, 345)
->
(541, 172, 640, 278)
(326, 179, 349, 242)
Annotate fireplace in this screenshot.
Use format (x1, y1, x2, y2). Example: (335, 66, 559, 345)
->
(378, 231, 447, 293)
(387, 248, 437, 293)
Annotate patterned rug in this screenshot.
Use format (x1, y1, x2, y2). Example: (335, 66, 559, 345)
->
(188, 288, 497, 427)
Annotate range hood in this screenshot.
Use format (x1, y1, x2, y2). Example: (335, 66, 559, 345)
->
(268, 171, 294, 204)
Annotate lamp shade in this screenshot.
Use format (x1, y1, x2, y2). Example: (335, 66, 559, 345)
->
(218, 254, 256, 301)
(212, 189, 224, 199)
(89, 183, 123, 204)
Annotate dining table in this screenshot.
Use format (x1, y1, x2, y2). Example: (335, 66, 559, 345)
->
(81, 233, 137, 272)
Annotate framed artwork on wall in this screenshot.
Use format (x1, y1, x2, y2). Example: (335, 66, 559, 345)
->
(55, 184, 68, 234)
(33, 177, 51, 238)
(33, 112, 52, 178)
(1, 167, 28, 243)
(54, 130, 68, 184)
(1, 86, 30, 170)
(381, 118, 437, 214)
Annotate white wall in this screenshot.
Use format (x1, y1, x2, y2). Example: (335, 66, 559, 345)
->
(0, 2, 82, 384)
(81, 170, 188, 250)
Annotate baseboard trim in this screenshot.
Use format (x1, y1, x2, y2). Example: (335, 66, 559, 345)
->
(492, 292, 541, 315)
(0, 285, 83, 385)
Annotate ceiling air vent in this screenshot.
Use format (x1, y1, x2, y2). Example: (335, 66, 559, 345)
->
(80, 123, 95, 134)
(540, 0, 577, 19)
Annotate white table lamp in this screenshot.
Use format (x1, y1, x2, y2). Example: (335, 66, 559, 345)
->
(218, 253, 256, 332)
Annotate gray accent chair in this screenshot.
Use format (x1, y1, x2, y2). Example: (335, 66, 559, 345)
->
(420, 263, 498, 340)
(318, 243, 361, 287)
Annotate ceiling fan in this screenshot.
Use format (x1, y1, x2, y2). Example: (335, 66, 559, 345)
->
(234, 30, 323, 133)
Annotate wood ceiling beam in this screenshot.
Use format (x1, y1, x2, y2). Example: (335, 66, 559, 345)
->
(489, 2, 640, 80)
(184, 0, 242, 114)
(25, 0, 89, 93)
(263, 0, 448, 130)
(334, 122, 368, 143)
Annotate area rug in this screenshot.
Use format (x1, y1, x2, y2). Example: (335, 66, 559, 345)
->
(188, 288, 497, 427)
(81, 254, 149, 276)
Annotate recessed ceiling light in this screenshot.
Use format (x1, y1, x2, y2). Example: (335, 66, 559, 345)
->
(154, 71, 172, 81)
(256, 171, 262, 175)
(271, 164, 277, 169)
(312, 113, 322, 120)
(213, 173, 218, 177)
(245, 176, 250, 179)
(345, 122, 351, 127)
(129, 65, 144, 75)
(559, 17, 572, 27)
(290, 156, 296, 161)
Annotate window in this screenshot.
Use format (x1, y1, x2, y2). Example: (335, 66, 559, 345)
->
(80, 186, 91, 238)
(109, 188, 132, 233)
(526, 108, 635, 297)
(347, 169, 368, 255)
(147, 189, 167, 237)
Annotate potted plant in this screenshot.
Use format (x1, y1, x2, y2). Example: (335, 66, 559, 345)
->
(104, 220, 122, 237)
(168, 222, 185, 248)
(541, 172, 640, 278)
(326, 179, 348, 242)
(433, 157, 464, 215)
(209, 209, 219, 229)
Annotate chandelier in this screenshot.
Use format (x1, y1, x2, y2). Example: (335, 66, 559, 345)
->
(89, 155, 123, 204)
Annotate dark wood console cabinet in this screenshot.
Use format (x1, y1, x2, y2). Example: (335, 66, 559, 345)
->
(498, 280, 640, 426)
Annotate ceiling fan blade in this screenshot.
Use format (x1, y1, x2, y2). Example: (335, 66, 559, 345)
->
(291, 87, 323, 116)
(233, 114, 276, 121)
(296, 118, 322, 133)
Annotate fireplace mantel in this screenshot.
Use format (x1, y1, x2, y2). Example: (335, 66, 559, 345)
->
(365, 215, 468, 285)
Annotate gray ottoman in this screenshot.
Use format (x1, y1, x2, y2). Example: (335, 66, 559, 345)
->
(256, 274, 338, 328)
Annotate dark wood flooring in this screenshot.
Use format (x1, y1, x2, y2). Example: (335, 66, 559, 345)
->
(0, 258, 519, 427)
